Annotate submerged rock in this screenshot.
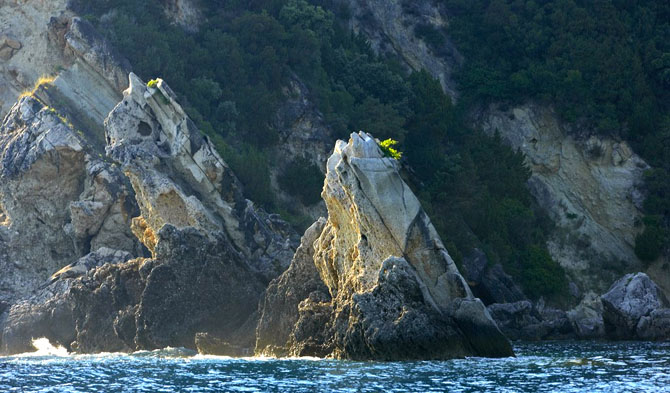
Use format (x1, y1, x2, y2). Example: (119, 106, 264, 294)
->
(257, 132, 513, 360)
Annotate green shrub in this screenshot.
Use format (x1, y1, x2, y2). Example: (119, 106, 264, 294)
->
(517, 245, 568, 300)
(635, 218, 668, 263)
(378, 138, 402, 160)
(219, 144, 275, 209)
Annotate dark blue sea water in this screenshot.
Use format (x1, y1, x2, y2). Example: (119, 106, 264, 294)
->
(1, 340, 669, 392)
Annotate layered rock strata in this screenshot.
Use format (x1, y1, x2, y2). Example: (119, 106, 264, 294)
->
(256, 132, 513, 360)
(479, 104, 649, 293)
(0, 96, 141, 304)
(0, 75, 297, 354)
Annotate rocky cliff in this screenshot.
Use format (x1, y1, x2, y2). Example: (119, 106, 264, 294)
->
(335, 0, 462, 99)
(478, 104, 649, 293)
(0, 74, 298, 355)
(333, 0, 661, 299)
(256, 132, 513, 360)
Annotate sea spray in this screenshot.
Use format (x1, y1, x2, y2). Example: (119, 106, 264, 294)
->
(26, 338, 69, 357)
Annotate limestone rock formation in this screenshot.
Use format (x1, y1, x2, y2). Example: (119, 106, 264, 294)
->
(257, 132, 513, 360)
(566, 293, 605, 339)
(106, 73, 296, 280)
(478, 104, 649, 293)
(0, 247, 135, 354)
(332, 1, 662, 304)
(602, 273, 670, 340)
(0, 74, 298, 355)
(487, 299, 600, 341)
(0, 0, 69, 117)
(0, 96, 140, 303)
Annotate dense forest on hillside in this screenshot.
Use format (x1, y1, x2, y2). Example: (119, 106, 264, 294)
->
(438, 0, 670, 263)
(68, 0, 669, 301)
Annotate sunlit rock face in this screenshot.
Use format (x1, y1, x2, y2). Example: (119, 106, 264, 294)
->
(0, 75, 298, 355)
(257, 132, 513, 360)
(105, 74, 296, 280)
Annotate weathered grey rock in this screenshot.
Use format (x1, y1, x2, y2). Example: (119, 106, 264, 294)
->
(488, 300, 576, 341)
(0, 96, 140, 303)
(0, 246, 136, 354)
(335, 0, 462, 98)
(1, 223, 271, 355)
(478, 104, 649, 294)
(567, 292, 604, 339)
(257, 132, 512, 360)
(636, 309, 670, 341)
(1, 278, 77, 354)
(105, 74, 296, 281)
(602, 273, 670, 340)
(255, 218, 329, 357)
(0, 74, 297, 355)
(49, 248, 134, 283)
(488, 301, 539, 340)
(270, 76, 332, 221)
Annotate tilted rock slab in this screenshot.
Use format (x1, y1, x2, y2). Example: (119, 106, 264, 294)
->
(257, 132, 513, 360)
(106, 73, 295, 281)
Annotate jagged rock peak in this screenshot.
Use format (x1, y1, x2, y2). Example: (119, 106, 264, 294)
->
(105, 73, 296, 280)
(256, 132, 513, 360)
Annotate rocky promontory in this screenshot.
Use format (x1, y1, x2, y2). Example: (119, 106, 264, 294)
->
(0, 76, 512, 359)
(0, 74, 297, 355)
(256, 132, 513, 360)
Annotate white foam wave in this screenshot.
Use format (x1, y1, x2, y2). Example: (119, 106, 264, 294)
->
(18, 337, 69, 357)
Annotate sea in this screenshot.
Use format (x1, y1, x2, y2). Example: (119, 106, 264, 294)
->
(0, 339, 668, 392)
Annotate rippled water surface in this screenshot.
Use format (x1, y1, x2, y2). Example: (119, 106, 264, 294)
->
(1, 341, 669, 392)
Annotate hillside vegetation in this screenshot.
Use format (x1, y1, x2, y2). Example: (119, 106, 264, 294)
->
(439, 0, 669, 263)
(78, 0, 670, 300)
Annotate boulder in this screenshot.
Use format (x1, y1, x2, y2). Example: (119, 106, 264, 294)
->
(601, 272, 670, 340)
(256, 132, 513, 360)
(567, 292, 604, 339)
(488, 300, 576, 341)
(636, 309, 670, 341)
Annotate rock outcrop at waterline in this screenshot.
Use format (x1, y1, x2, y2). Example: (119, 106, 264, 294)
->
(602, 273, 670, 341)
(0, 75, 297, 355)
(256, 132, 513, 360)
